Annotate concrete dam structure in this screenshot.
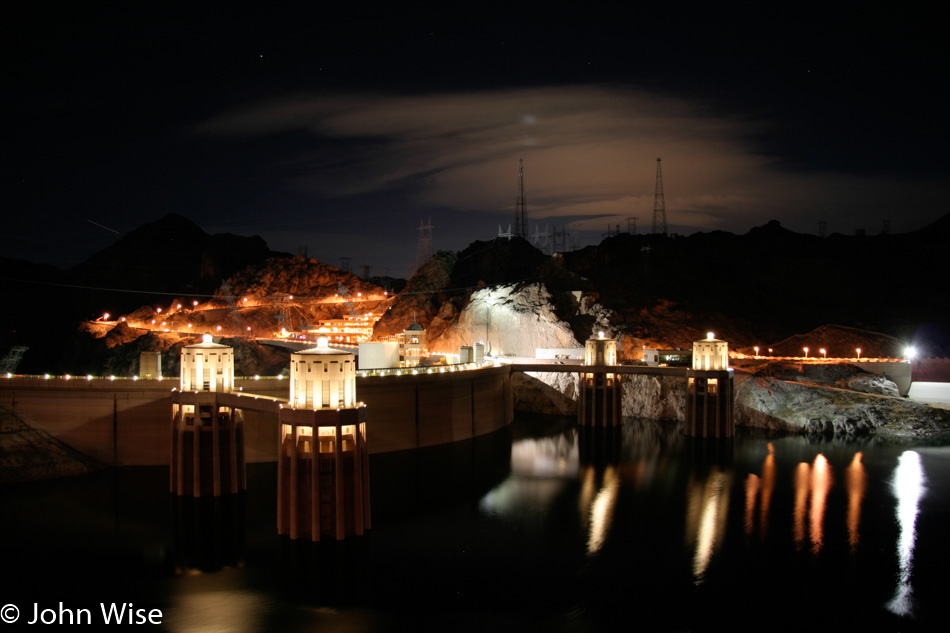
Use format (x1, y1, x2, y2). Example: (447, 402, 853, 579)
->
(0, 365, 513, 467)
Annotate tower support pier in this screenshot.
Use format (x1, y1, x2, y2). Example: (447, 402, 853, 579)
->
(170, 334, 245, 496)
(685, 334, 735, 438)
(578, 333, 622, 427)
(277, 338, 371, 541)
(277, 407, 370, 540)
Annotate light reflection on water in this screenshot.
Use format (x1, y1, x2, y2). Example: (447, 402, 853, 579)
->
(686, 466, 730, 583)
(474, 420, 949, 630)
(2, 417, 949, 631)
(847, 452, 867, 553)
(887, 450, 925, 617)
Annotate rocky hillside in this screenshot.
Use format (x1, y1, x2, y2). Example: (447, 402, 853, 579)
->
(749, 324, 906, 359)
(729, 360, 950, 438)
(70, 213, 271, 316)
(374, 217, 950, 362)
(2, 214, 274, 375)
(218, 255, 384, 302)
(736, 374, 950, 438)
(0, 408, 104, 483)
(6, 212, 950, 376)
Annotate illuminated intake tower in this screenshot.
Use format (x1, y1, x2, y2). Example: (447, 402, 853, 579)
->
(278, 338, 370, 541)
(578, 332, 622, 427)
(685, 333, 735, 438)
(170, 334, 245, 496)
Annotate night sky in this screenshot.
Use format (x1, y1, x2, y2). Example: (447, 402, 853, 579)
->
(6, 7, 948, 276)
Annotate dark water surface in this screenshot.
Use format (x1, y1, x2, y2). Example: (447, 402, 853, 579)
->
(3, 418, 949, 631)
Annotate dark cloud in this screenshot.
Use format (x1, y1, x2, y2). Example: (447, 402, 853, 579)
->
(196, 85, 948, 246)
(6, 12, 948, 274)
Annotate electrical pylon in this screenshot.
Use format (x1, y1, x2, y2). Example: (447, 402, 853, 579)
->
(652, 157, 667, 235)
(514, 158, 528, 239)
(416, 218, 434, 272)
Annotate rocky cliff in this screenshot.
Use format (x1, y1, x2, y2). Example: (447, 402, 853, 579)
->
(736, 376, 950, 438)
(621, 375, 688, 423)
(218, 254, 383, 301)
(432, 284, 581, 356)
(734, 362, 950, 438)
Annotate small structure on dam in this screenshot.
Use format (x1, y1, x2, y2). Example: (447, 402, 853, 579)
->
(686, 333, 735, 438)
(170, 334, 246, 496)
(139, 351, 162, 380)
(277, 337, 370, 541)
(578, 332, 622, 427)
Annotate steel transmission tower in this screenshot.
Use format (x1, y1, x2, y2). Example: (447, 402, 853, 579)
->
(416, 218, 434, 272)
(514, 158, 528, 239)
(652, 157, 667, 235)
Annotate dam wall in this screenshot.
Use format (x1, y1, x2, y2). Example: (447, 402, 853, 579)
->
(0, 365, 513, 466)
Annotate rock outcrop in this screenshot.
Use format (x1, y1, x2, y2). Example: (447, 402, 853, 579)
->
(219, 254, 384, 301)
(736, 376, 950, 437)
(746, 360, 902, 397)
(373, 251, 457, 340)
(512, 371, 579, 416)
(621, 374, 687, 422)
(432, 283, 581, 357)
(0, 408, 104, 483)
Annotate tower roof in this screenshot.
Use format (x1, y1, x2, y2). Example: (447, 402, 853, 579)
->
(296, 346, 353, 356)
(295, 336, 354, 357)
(185, 333, 231, 349)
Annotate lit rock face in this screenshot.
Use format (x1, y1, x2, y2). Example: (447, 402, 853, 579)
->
(433, 283, 580, 357)
(735, 376, 950, 437)
(577, 294, 618, 338)
(621, 375, 687, 422)
(512, 371, 579, 415)
(846, 374, 901, 398)
(515, 371, 689, 422)
(221, 255, 383, 300)
(744, 361, 903, 399)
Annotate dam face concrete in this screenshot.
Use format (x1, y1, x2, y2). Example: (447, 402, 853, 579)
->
(1, 365, 514, 466)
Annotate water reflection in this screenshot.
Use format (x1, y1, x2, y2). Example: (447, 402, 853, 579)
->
(480, 424, 631, 556)
(167, 586, 266, 633)
(510, 433, 578, 477)
(887, 450, 925, 617)
(478, 432, 576, 517)
(686, 467, 731, 583)
(846, 452, 866, 553)
(791, 454, 833, 553)
(585, 466, 619, 554)
(172, 495, 246, 574)
(6, 418, 947, 631)
(809, 454, 832, 554)
(744, 443, 776, 538)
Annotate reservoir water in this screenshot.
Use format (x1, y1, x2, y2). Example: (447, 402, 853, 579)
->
(2, 417, 949, 631)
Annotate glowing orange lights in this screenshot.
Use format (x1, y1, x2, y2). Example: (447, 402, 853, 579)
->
(846, 452, 866, 553)
(792, 454, 834, 554)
